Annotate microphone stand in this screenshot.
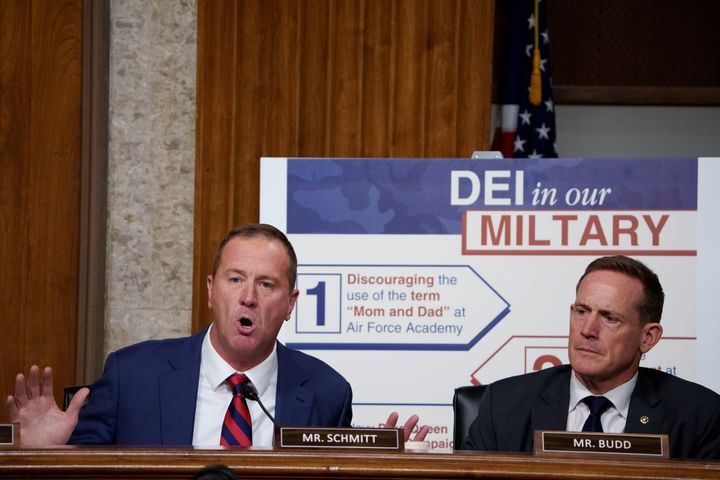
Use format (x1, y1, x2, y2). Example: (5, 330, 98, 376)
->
(240, 382, 280, 428)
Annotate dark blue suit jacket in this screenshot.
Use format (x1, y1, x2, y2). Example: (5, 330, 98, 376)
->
(464, 364, 720, 459)
(69, 327, 352, 445)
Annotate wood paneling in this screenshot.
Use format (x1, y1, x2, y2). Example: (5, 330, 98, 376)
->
(493, 0, 720, 105)
(193, 0, 495, 331)
(77, 0, 108, 384)
(0, 0, 83, 415)
(2, 448, 719, 479)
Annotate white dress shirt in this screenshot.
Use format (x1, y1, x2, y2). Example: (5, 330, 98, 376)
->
(192, 325, 278, 447)
(566, 370, 637, 433)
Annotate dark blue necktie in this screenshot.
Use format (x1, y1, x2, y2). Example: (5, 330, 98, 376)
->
(581, 396, 612, 432)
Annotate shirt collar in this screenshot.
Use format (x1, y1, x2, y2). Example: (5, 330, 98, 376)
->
(201, 323, 278, 396)
(569, 369, 638, 418)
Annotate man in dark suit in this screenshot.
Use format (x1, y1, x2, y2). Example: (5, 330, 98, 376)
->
(66, 329, 352, 445)
(464, 255, 720, 460)
(9, 224, 425, 446)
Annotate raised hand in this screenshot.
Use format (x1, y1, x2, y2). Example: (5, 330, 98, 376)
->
(382, 411, 430, 442)
(6, 365, 89, 446)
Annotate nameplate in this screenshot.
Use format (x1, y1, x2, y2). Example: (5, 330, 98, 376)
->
(276, 427, 403, 450)
(534, 430, 669, 458)
(0, 424, 18, 447)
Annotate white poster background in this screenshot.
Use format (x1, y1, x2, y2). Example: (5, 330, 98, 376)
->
(260, 157, 720, 451)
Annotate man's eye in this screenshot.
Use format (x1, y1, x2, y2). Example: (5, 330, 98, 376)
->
(229, 277, 240, 284)
(260, 281, 274, 289)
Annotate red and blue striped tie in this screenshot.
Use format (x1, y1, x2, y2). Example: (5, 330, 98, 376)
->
(220, 373, 253, 446)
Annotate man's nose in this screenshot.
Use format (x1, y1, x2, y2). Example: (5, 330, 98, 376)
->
(581, 313, 600, 337)
(239, 283, 257, 307)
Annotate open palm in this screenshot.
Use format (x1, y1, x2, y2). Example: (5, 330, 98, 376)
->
(6, 365, 88, 446)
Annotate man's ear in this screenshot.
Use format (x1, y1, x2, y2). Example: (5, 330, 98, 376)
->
(639, 322, 663, 354)
(286, 288, 300, 321)
(207, 274, 214, 309)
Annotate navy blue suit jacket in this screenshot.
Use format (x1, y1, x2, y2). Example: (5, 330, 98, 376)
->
(464, 365, 720, 459)
(69, 327, 352, 445)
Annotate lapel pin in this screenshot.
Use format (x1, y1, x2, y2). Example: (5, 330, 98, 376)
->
(640, 416, 649, 424)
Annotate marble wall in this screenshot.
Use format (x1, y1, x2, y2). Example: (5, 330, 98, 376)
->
(105, 0, 197, 356)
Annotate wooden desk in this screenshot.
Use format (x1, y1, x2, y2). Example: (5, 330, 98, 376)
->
(0, 447, 718, 479)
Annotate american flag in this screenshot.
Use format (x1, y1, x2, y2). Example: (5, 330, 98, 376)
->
(491, 0, 558, 158)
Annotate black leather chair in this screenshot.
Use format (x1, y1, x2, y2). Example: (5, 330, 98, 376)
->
(452, 384, 486, 449)
(63, 385, 90, 411)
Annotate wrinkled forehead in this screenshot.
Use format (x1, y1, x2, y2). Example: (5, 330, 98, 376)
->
(576, 270, 645, 313)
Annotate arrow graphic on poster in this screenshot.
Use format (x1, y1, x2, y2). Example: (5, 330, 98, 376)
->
(287, 264, 510, 351)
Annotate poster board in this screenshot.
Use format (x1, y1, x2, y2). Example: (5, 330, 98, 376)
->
(260, 157, 720, 450)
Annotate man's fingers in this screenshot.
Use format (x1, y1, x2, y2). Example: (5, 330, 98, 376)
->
(27, 365, 41, 399)
(41, 367, 54, 397)
(402, 414, 420, 430)
(6, 395, 19, 422)
(400, 414, 431, 442)
(382, 412, 428, 442)
(402, 414, 419, 441)
(412, 425, 430, 442)
(65, 387, 89, 416)
(13, 373, 27, 403)
(382, 411, 400, 428)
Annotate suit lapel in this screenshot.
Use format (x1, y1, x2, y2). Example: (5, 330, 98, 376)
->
(531, 368, 572, 432)
(275, 343, 315, 427)
(625, 368, 664, 434)
(158, 328, 206, 445)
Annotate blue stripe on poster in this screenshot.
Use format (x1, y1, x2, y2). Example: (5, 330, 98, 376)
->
(286, 158, 697, 234)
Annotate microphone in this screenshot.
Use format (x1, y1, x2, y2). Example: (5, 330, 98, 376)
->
(240, 381, 280, 428)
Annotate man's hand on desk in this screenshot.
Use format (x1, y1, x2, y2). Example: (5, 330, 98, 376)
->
(5, 365, 89, 446)
(382, 411, 429, 442)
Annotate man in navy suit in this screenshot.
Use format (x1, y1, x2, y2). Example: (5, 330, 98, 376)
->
(464, 255, 720, 459)
(8, 224, 425, 446)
